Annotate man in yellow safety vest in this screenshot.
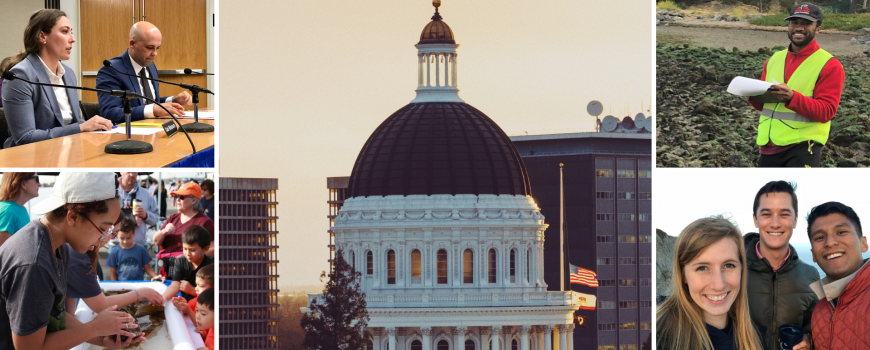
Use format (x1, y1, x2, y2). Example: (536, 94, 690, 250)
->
(749, 3, 845, 167)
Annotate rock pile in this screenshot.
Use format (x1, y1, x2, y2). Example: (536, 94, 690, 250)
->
(851, 28, 870, 44)
(656, 44, 870, 167)
(657, 9, 685, 23)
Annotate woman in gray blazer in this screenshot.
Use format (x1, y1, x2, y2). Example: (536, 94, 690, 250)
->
(1, 9, 112, 149)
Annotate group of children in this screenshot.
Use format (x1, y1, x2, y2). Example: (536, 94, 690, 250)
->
(105, 219, 214, 350)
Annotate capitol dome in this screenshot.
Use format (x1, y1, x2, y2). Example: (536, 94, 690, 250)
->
(418, 11, 455, 45)
(347, 102, 531, 198)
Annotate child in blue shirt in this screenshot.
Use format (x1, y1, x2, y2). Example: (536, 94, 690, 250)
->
(107, 217, 159, 281)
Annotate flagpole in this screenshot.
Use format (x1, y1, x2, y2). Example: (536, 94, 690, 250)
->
(559, 163, 565, 292)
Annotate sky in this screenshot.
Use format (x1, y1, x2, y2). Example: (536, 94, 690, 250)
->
(220, 0, 654, 288)
(655, 168, 870, 277)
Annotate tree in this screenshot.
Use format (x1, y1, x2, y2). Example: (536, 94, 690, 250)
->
(300, 250, 370, 349)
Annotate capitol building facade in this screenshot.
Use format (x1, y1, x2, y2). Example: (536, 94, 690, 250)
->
(310, 2, 580, 350)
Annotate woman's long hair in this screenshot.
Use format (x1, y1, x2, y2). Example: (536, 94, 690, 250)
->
(7, 9, 67, 69)
(0, 172, 36, 202)
(656, 216, 763, 350)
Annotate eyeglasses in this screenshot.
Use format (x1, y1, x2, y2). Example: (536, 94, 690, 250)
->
(84, 215, 115, 241)
(26, 175, 40, 183)
(177, 195, 194, 200)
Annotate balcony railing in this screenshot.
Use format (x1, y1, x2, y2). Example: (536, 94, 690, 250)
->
(305, 291, 573, 309)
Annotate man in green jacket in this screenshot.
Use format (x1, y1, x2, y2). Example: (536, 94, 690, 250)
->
(746, 180, 819, 350)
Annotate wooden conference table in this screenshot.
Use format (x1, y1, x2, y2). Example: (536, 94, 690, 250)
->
(0, 118, 214, 167)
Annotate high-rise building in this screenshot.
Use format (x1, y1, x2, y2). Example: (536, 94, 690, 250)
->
(328, 176, 351, 265)
(511, 132, 652, 350)
(219, 178, 280, 350)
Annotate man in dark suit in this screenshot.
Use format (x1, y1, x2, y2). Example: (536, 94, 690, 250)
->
(96, 21, 191, 123)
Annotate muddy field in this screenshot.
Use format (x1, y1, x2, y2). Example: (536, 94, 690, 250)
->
(656, 25, 870, 167)
(658, 24, 868, 56)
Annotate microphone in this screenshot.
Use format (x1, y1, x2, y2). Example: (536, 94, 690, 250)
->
(7, 69, 197, 155)
(104, 60, 214, 133)
(103, 60, 213, 94)
(4, 70, 144, 99)
(183, 68, 214, 76)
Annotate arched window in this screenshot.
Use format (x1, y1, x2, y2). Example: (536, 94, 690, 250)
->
(510, 249, 517, 283)
(411, 249, 422, 284)
(463, 249, 474, 284)
(527, 248, 532, 283)
(387, 250, 396, 284)
(411, 340, 422, 350)
(366, 251, 373, 275)
(350, 251, 355, 270)
(438, 340, 449, 350)
(367, 339, 373, 350)
(511, 339, 518, 350)
(488, 249, 497, 283)
(465, 339, 476, 350)
(437, 249, 448, 284)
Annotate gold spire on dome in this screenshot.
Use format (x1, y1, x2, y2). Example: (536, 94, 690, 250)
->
(431, 0, 443, 21)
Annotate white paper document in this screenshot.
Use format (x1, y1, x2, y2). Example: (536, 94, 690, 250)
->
(727, 76, 775, 96)
(90, 127, 162, 135)
(182, 110, 217, 119)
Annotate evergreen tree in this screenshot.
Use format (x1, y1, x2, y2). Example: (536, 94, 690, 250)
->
(301, 249, 370, 349)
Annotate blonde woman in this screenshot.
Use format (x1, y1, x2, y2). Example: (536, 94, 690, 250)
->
(657, 216, 766, 350)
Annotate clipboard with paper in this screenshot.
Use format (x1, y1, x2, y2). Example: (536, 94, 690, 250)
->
(727, 76, 782, 103)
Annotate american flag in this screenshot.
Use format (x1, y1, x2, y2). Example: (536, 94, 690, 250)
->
(570, 264, 598, 287)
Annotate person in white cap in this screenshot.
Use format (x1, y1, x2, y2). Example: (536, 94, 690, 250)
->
(0, 172, 145, 349)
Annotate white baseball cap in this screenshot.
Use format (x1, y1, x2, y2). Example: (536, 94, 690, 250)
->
(32, 172, 119, 215)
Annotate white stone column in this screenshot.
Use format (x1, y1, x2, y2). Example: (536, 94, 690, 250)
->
(435, 53, 440, 87)
(491, 326, 502, 350)
(444, 54, 450, 87)
(552, 325, 561, 350)
(519, 325, 530, 350)
(426, 54, 431, 87)
(453, 53, 458, 87)
(455, 326, 467, 350)
(541, 325, 552, 350)
(481, 327, 491, 350)
(557, 325, 567, 350)
(387, 327, 397, 350)
(418, 54, 424, 87)
(373, 328, 382, 350)
(566, 324, 574, 350)
(422, 327, 433, 350)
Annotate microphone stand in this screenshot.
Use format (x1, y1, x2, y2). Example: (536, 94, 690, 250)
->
(104, 61, 214, 132)
(105, 91, 152, 154)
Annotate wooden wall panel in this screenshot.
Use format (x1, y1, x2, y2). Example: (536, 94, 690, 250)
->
(79, 0, 209, 109)
(145, 0, 208, 70)
(81, 0, 137, 72)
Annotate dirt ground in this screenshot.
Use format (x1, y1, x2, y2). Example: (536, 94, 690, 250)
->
(658, 24, 869, 56)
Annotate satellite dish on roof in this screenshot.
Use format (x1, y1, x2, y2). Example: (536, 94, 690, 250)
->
(587, 101, 603, 117)
(643, 115, 653, 132)
(622, 116, 635, 129)
(602, 115, 618, 132)
(635, 113, 646, 129)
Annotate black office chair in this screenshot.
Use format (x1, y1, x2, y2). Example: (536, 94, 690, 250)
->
(79, 101, 100, 121)
(0, 108, 8, 149)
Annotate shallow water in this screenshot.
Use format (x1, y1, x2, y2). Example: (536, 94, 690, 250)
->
(86, 292, 174, 350)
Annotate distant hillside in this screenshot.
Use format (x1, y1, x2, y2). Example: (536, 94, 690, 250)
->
(279, 284, 326, 296)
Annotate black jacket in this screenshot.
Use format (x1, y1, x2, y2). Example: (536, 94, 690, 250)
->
(744, 233, 819, 350)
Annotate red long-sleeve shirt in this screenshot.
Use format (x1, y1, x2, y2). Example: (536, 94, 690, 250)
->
(748, 39, 845, 154)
